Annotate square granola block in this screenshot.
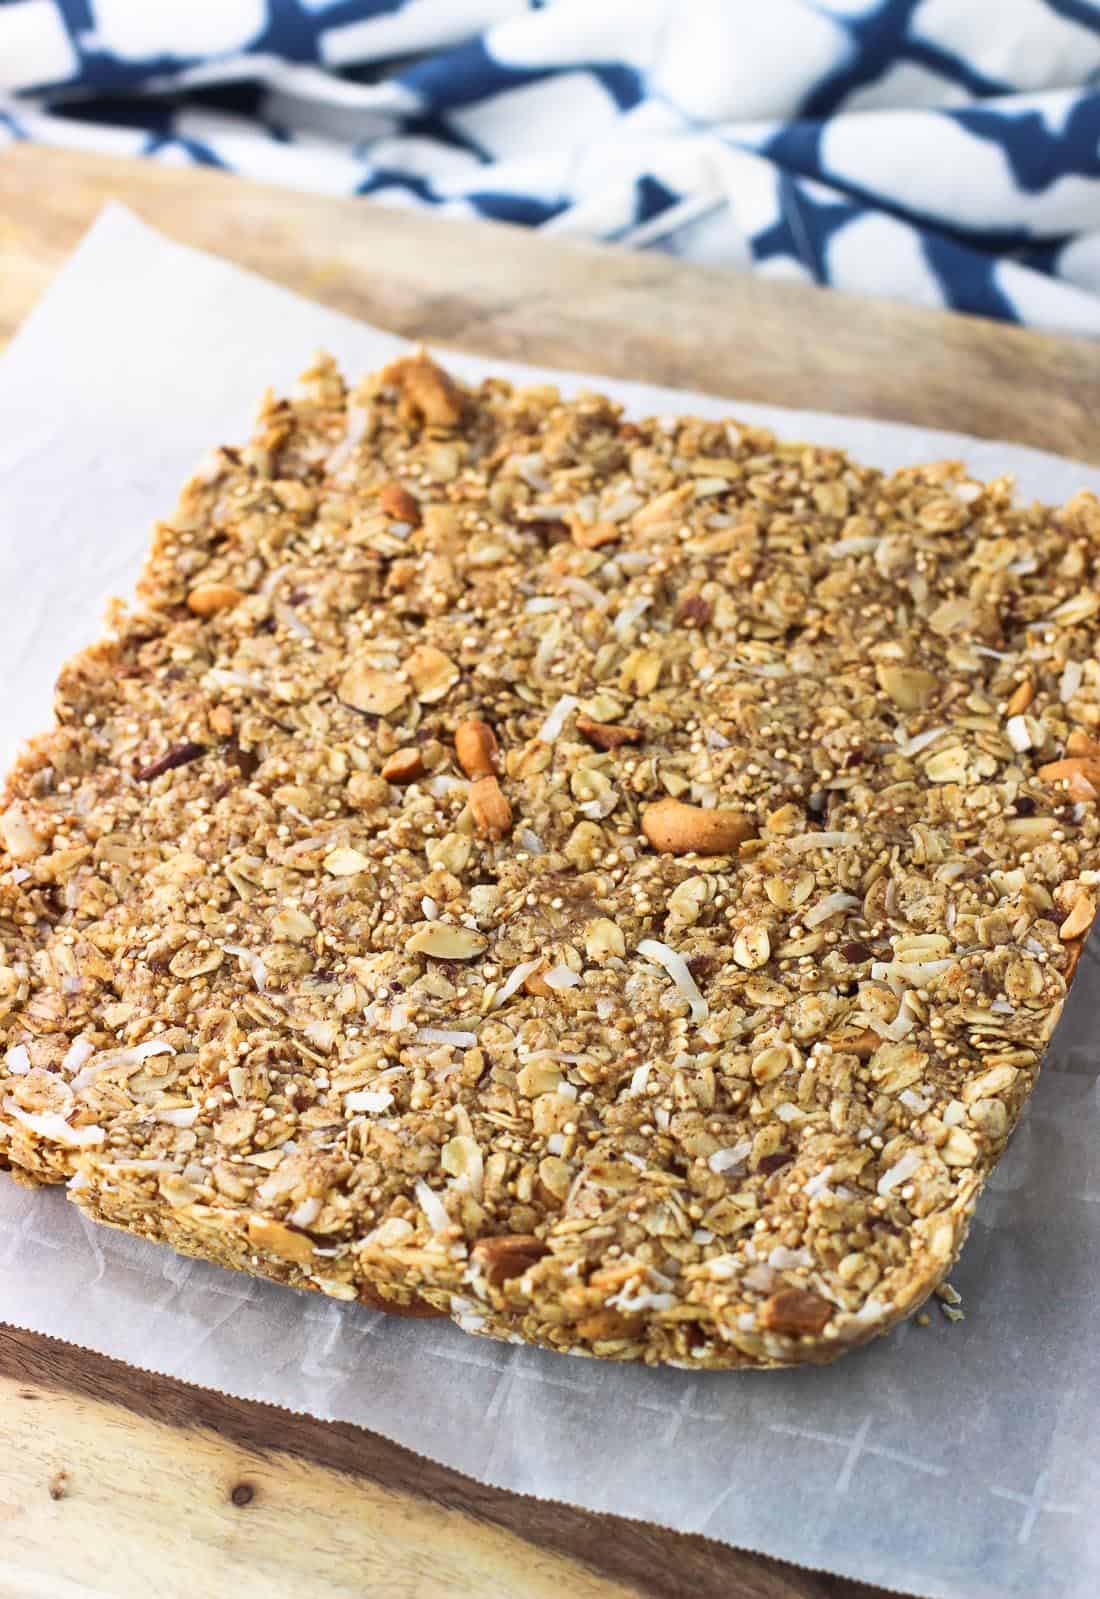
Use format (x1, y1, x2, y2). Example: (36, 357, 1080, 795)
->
(0, 351, 1094, 1366)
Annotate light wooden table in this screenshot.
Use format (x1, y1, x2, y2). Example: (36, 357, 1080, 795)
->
(1, 144, 1097, 1599)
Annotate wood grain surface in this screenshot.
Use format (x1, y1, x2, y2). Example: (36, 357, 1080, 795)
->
(1, 144, 1098, 462)
(2, 143, 1094, 1599)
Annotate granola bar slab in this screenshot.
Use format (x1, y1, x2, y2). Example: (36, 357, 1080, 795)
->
(1, 352, 1095, 1367)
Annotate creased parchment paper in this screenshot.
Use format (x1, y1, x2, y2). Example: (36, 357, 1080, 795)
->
(1, 206, 1098, 1599)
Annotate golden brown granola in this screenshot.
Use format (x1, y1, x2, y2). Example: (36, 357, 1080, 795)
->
(1, 352, 1096, 1367)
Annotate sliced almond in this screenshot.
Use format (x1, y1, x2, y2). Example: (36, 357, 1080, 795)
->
(1059, 890, 1095, 941)
(324, 847, 370, 876)
(406, 644, 460, 704)
(248, 1214, 314, 1266)
(406, 923, 487, 960)
(339, 660, 409, 718)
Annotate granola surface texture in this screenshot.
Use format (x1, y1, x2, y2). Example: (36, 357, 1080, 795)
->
(1, 352, 1096, 1368)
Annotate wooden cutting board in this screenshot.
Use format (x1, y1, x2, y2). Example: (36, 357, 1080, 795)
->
(0, 144, 1096, 1599)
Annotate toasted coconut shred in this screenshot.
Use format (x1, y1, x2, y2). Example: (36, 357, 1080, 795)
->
(0, 350, 1096, 1369)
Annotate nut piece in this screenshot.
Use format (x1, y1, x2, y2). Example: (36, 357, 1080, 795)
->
(575, 1308, 642, 1341)
(576, 714, 643, 750)
(406, 644, 460, 704)
(406, 922, 487, 960)
(1038, 756, 1100, 797)
(358, 1282, 445, 1318)
(1059, 891, 1095, 941)
(0, 804, 44, 862)
(324, 847, 371, 877)
(1004, 679, 1034, 717)
(339, 660, 410, 718)
(455, 718, 499, 778)
(469, 775, 512, 839)
(381, 747, 424, 784)
(584, 917, 626, 960)
(380, 351, 466, 428)
(642, 797, 755, 856)
(568, 515, 620, 550)
(758, 1288, 833, 1336)
(379, 482, 421, 524)
(471, 1233, 549, 1287)
(187, 582, 243, 617)
(248, 1214, 314, 1266)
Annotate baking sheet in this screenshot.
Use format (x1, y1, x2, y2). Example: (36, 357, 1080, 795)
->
(1, 205, 1098, 1599)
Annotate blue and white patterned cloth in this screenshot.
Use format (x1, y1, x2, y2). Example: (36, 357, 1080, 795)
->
(3, 0, 1100, 335)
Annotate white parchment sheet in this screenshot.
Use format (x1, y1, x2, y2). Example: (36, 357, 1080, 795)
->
(1, 206, 1098, 1599)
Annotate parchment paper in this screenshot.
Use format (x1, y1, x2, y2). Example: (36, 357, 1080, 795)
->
(1, 206, 1097, 1599)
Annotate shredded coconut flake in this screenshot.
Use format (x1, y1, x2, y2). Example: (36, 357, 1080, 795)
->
(628, 1062, 652, 1096)
(896, 725, 947, 757)
(803, 1165, 833, 1198)
(4, 1044, 30, 1076)
(415, 1027, 477, 1048)
(415, 1178, 451, 1234)
(708, 1139, 752, 1175)
(517, 827, 544, 854)
(829, 535, 880, 557)
(345, 1089, 395, 1114)
(877, 1149, 922, 1195)
(803, 892, 861, 928)
(605, 1285, 677, 1314)
(866, 1004, 916, 1042)
(768, 1245, 812, 1270)
(2, 1099, 104, 1147)
(325, 405, 368, 474)
(638, 938, 708, 1022)
(157, 1106, 199, 1128)
(1004, 714, 1034, 753)
(872, 958, 954, 984)
(788, 830, 860, 852)
(1061, 659, 1084, 703)
(289, 1197, 322, 1229)
(537, 694, 577, 743)
(223, 943, 268, 993)
(613, 596, 652, 637)
(61, 1038, 95, 1073)
(494, 958, 544, 1007)
(542, 964, 581, 990)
